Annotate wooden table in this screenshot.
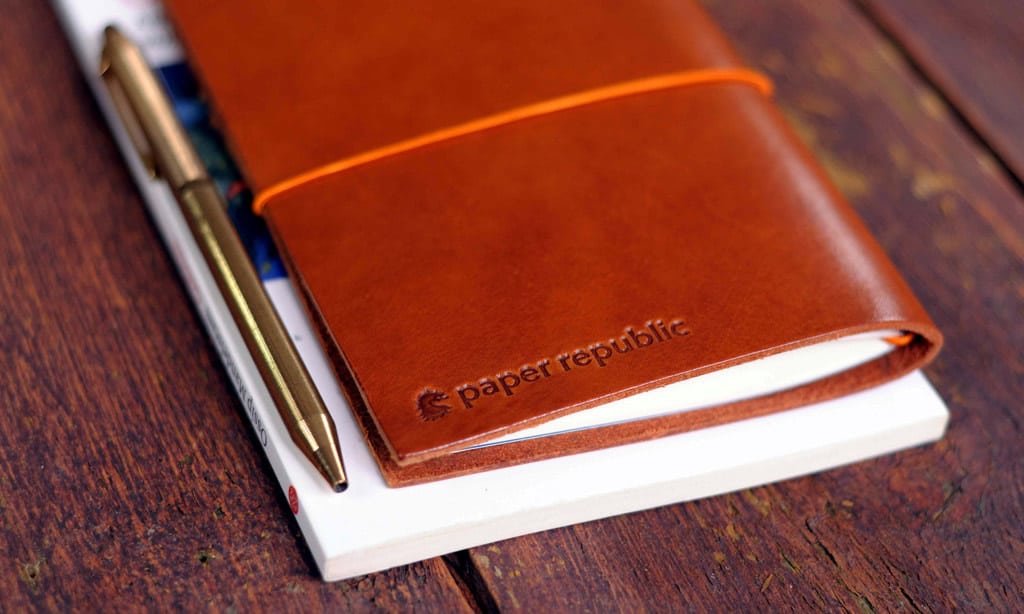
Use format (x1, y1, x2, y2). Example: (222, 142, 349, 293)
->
(3, 1, 1021, 610)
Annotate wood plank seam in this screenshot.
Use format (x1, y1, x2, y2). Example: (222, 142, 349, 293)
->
(851, 0, 1024, 195)
(442, 552, 502, 613)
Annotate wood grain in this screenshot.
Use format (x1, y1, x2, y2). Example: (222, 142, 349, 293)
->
(2, 0, 1023, 610)
(0, 3, 473, 611)
(464, 0, 1024, 610)
(859, 0, 1024, 184)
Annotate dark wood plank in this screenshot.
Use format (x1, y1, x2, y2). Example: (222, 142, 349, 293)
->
(466, 0, 1024, 610)
(859, 0, 1024, 183)
(0, 4, 475, 610)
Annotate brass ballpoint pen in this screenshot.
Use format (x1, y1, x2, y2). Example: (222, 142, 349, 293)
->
(100, 27, 348, 492)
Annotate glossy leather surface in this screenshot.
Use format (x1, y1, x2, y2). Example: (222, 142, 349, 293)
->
(166, 0, 941, 485)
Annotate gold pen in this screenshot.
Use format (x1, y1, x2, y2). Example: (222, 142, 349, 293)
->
(100, 27, 348, 492)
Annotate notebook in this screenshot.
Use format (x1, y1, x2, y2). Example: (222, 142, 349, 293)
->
(53, 0, 948, 580)
(162, 0, 941, 485)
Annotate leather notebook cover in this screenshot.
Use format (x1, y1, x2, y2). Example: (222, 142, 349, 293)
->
(164, 0, 942, 485)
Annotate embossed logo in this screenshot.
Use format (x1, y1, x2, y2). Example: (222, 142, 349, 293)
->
(414, 318, 691, 421)
(416, 389, 452, 421)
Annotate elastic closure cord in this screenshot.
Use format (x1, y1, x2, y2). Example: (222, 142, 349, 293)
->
(252, 68, 772, 214)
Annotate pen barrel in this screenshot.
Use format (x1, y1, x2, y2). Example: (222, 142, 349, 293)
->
(179, 180, 347, 490)
(100, 26, 346, 492)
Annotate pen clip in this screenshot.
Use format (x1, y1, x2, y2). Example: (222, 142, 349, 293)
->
(100, 45, 157, 178)
(99, 26, 207, 189)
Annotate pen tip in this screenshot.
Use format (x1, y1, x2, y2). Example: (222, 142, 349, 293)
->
(314, 447, 348, 494)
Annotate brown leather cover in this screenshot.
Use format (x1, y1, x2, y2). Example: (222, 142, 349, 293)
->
(165, 0, 942, 485)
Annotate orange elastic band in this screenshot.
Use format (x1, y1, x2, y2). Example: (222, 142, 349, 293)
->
(884, 333, 916, 347)
(252, 67, 773, 214)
